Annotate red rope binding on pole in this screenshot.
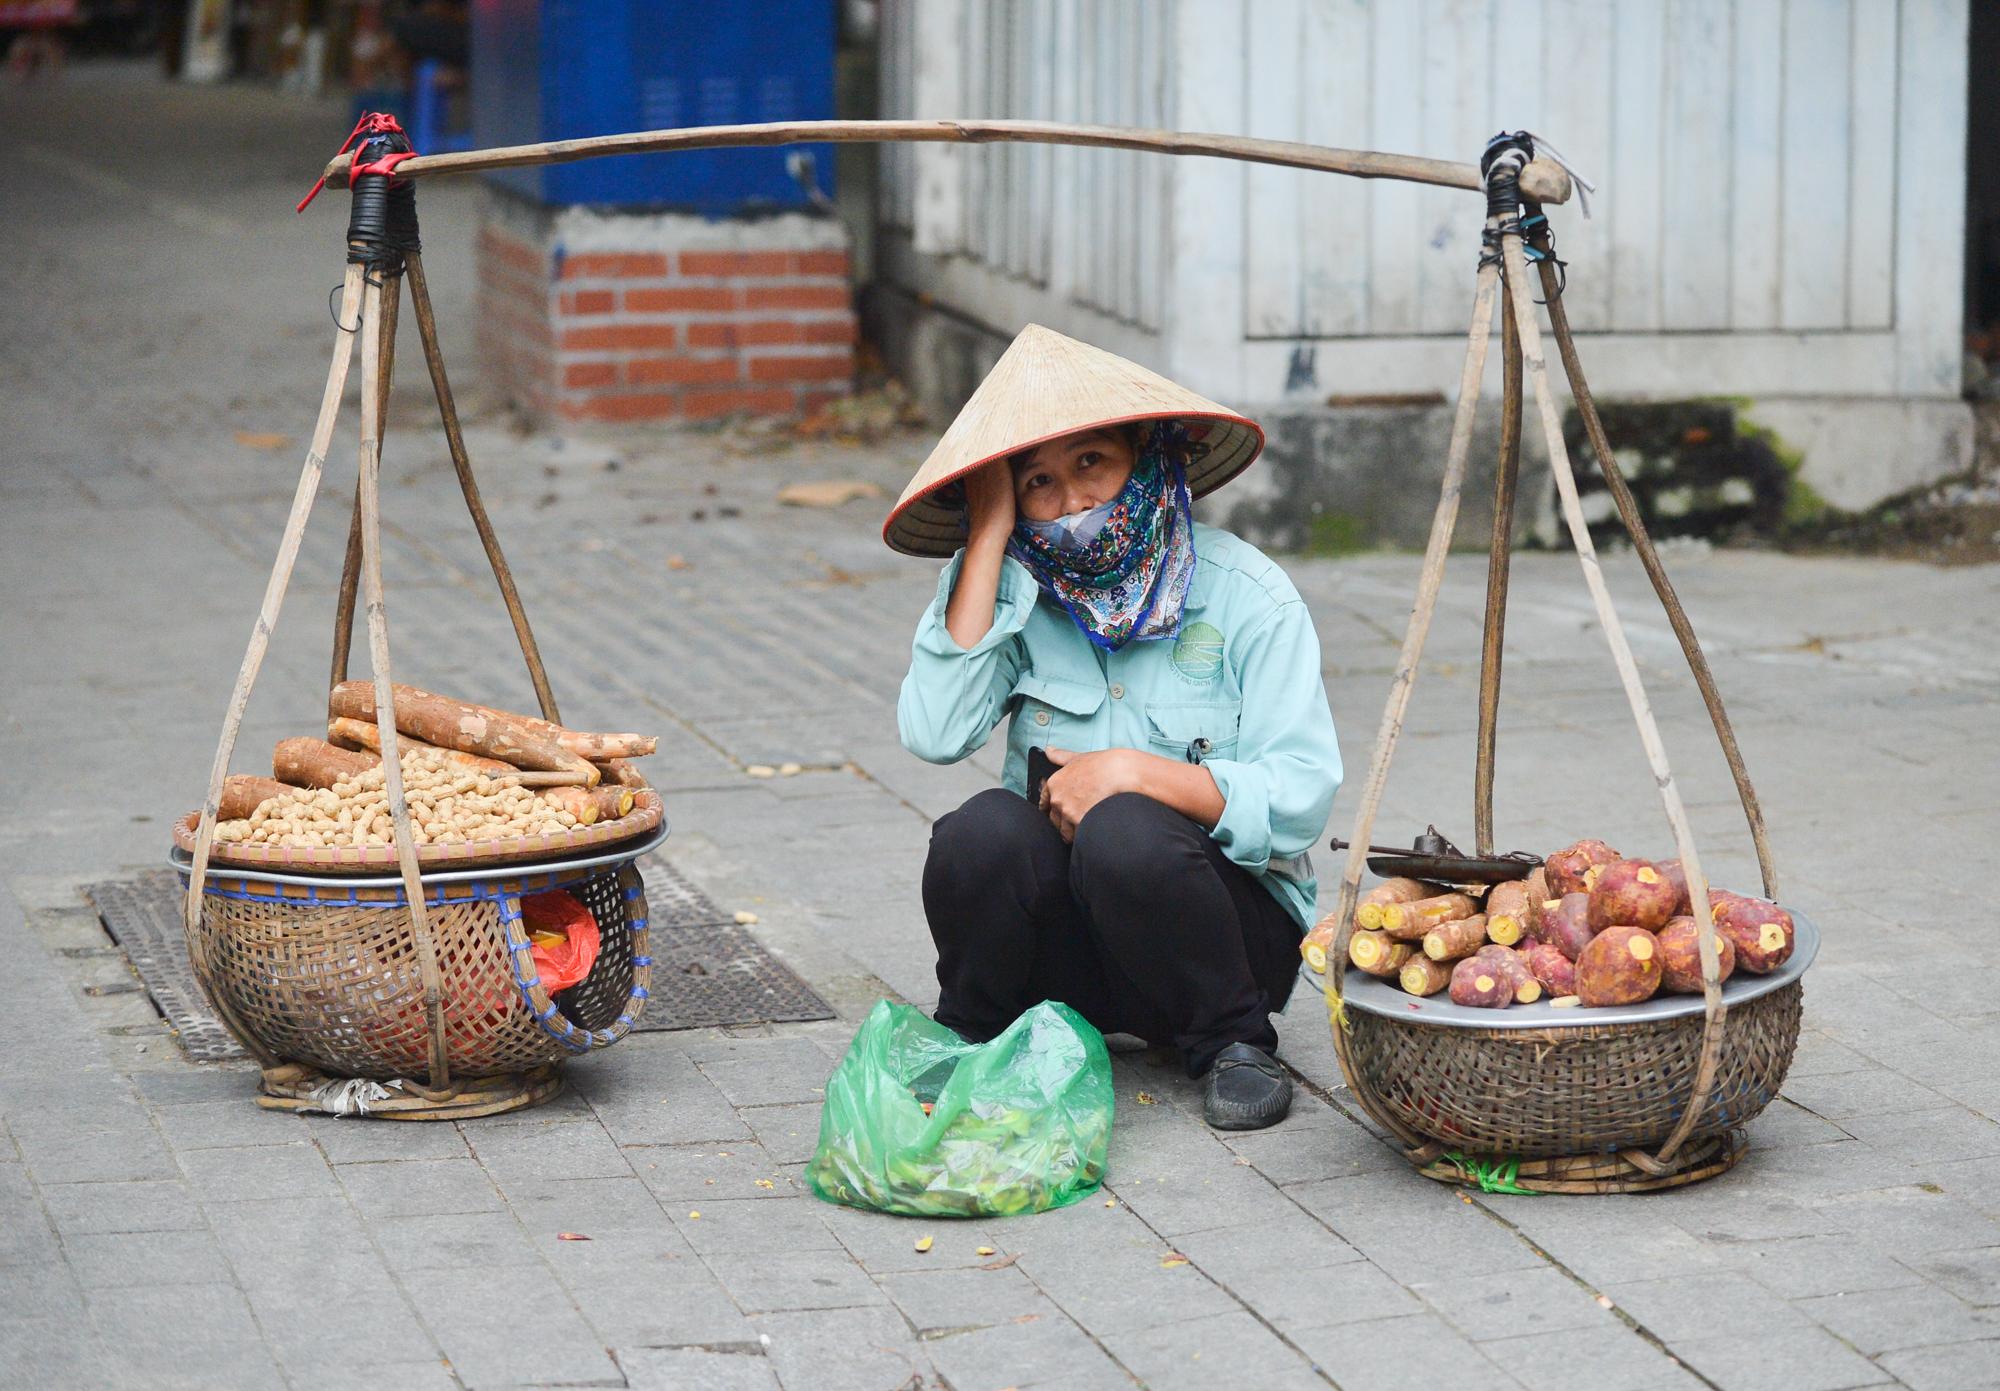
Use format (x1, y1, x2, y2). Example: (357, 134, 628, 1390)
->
(297, 112, 419, 213)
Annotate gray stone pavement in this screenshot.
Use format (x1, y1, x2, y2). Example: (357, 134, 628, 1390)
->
(5, 65, 2000, 1390)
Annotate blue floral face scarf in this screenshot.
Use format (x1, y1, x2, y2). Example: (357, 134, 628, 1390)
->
(1006, 423, 1200, 652)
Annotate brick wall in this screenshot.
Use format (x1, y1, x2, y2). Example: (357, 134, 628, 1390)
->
(476, 199, 856, 423)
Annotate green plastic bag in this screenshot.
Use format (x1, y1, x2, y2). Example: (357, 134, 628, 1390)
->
(808, 999, 1114, 1217)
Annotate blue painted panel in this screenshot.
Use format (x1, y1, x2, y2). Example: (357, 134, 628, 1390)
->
(473, 0, 837, 212)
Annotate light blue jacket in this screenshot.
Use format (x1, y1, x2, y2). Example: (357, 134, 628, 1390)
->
(897, 523, 1342, 929)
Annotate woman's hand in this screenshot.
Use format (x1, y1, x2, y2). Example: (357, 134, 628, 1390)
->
(962, 458, 1016, 543)
(1039, 747, 1148, 841)
(1040, 746, 1227, 841)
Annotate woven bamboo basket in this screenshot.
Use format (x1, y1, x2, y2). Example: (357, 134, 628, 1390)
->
(182, 851, 652, 1085)
(1318, 135, 1808, 1192)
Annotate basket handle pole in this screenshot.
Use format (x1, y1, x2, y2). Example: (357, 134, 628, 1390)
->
(403, 251, 564, 725)
(1494, 227, 1727, 1168)
(328, 268, 403, 698)
(1472, 292, 1524, 857)
(1526, 211, 1777, 901)
(1324, 248, 1505, 1153)
(179, 262, 369, 1071)
(353, 270, 458, 1099)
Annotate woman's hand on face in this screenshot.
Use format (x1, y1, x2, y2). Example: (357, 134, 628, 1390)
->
(1039, 747, 1148, 842)
(962, 459, 1016, 545)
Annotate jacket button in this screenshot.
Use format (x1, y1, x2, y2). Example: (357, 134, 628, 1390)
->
(1034, 710, 1051, 726)
(1109, 683, 1125, 699)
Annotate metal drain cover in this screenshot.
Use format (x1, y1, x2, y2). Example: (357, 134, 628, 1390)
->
(83, 857, 832, 1062)
(630, 853, 834, 1032)
(85, 870, 248, 1063)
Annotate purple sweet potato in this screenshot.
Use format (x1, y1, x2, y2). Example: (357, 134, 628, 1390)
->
(1535, 893, 1597, 961)
(1655, 858, 1693, 916)
(1711, 892, 1796, 974)
(1575, 925, 1663, 1006)
(1656, 915, 1736, 993)
(1587, 859, 1683, 932)
(1474, 944, 1543, 1003)
(1449, 956, 1514, 1008)
(1523, 942, 1578, 997)
(1545, 839, 1620, 897)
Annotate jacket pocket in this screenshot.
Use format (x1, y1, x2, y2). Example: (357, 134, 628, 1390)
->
(1142, 701, 1241, 760)
(1014, 671, 1108, 720)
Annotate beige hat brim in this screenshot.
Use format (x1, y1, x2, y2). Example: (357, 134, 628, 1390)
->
(883, 325, 1265, 558)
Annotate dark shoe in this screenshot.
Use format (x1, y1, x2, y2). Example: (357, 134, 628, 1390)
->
(1202, 1043, 1293, 1131)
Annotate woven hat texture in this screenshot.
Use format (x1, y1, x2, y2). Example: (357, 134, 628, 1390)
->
(883, 324, 1264, 557)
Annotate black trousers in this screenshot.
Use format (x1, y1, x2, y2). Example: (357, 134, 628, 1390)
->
(923, 788, 1301, 1077)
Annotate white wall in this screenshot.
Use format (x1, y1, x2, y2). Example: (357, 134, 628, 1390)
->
(878, 0, 1968, 410)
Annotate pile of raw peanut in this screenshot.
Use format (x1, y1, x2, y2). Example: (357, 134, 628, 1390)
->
(214, 750, 581, 849)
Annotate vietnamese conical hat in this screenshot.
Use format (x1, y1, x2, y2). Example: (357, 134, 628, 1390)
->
(882, 324, 1265, 557)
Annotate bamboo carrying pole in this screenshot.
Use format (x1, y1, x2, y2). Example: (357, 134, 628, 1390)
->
(1324, 246, 1506, 1153)
(316, 117, 1573, 206)
(180, 261, 367, 1069)
(1473, 294, 1524, 858)
(330, 268, 402, 696)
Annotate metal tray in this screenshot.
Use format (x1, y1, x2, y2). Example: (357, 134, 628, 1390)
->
(1320, 910, 1818, 1031)
(170, 823, 669, 890)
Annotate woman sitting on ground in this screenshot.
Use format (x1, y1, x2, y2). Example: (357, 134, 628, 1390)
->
(884, 324, 1342, 1131)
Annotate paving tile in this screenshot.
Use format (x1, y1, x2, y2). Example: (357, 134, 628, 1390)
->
(815, 1199, 1023, 1274)
(1782, 1069, 1951, 1122)
(670, 1194, 839, 1255)
(1841, 1106, 2000, 1165)
(705, 1249, 887, 1313)
(574, 1268, 755, 1350)
(334, 1156, 502, 1218)
(1288, 1312, 1521, 1391)
(403, 1263, 622, 1390)
(1905, 1246, 2000, 1307)
(1873, 1339, 2000, 1391)
(60, 1228, 233, 1288)
(755, 1305, 933, 1391)
(366, 1210, 537, 1271)
(692, 1039, 836, 1108)
(1219, 1112, 1405, 1185)
(1417, 1264, 1616, 1342)
(628, 1139, 795, 1201)
(1013, 1233, 1240, 1336)
(465, 1117, 636, 1186)
(1670, 1324, 1891, 1391)
(129, 1069, 262, 1107)
(1734, 1234, 1929, 1300)
(920, 1306, 1133, 1391)
(1796, 1281, 2000, 1355)
(180, 1142, 337, 1203)
(40, 1179, 204, 1235)
(1812, 1183, 2000, 1260)
(12, 1124, 176, 1184)
(1107, 1156, 1304, 1237)
(85, 1281, 264, 1351)
(249, 1275, 439, 1366)
(579, 1043, 756, 1146)
(1286, 1173, 1546, 1283)
(622, 1345, 780, 1391)
(1101, 1308, 1327, 1390)
(1604, 1270, 1817, 1346)
(736, 1101, 826, 1165)
(151, 1100, 310, 1151)
(1485, 1324, 1691, 1391)
(878, 1264, 1050, 1333)
(302, 1115, 472, 1164)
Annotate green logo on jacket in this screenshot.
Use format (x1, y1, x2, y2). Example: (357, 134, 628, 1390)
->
(1171, 621, 1225, 682)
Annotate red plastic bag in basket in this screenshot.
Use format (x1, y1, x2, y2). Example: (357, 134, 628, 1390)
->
(522, 891, 600, 993)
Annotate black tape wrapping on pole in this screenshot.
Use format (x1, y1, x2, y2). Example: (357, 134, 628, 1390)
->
(1478, 131, 1533, 267)
(348, 123, 421, 275)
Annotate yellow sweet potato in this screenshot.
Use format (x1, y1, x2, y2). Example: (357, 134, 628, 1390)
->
(1484, 880, 1531, 946)
(1656, 915, 1736, 993)
(1356, 877, 1434, 931)
(1575, 925, 1663, 1006)
(1301, 914, 1339, 974)
(1348, 930, 1414, 977)
(1398, 956, 1453, 997)
(1422, 914, 1490, 962)
(1382, 892, 1478, 939)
